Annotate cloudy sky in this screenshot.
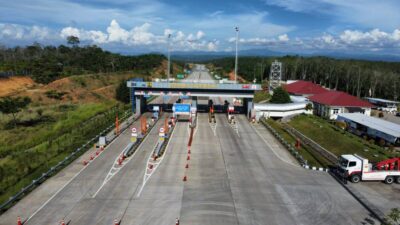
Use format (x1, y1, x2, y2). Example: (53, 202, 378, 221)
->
(1, 0, 400, 55)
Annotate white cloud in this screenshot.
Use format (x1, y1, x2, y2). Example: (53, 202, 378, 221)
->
(0, 23, 54, 41)
(278, 34, 289, 42)
(196, 31, 205, 39)
(59, 20, 217, 51)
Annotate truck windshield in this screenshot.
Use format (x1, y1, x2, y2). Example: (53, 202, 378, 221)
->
(339, 157, 348, 168)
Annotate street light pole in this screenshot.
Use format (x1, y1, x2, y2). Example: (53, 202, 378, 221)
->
(234, 26, 239, 84)
(167, 34, 171, 82)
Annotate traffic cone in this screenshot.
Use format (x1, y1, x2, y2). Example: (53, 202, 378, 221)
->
(114, 219, 119, 225)
(187, 155, 190, 160)
(118, 157, 122, 165)
(176, 218, 180, 225)
(188, 149, 191, 154)
(60, 219, 65, 225)
(185, 163, 189, 169)
(90, 155, 94, 160)
(83, 160, 88, 166)
(96, 151, 99, 156)
(17, 217, 22, 225)
(183, 176, 187, 181)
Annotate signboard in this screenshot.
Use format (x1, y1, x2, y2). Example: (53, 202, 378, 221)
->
(99, 136, 107, 146)
(131, 128, 137, 142)
(173, 104, 191, 115)
(176, 74, 185, 79)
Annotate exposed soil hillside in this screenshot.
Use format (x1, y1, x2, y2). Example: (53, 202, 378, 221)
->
(0, 76, 36, 97)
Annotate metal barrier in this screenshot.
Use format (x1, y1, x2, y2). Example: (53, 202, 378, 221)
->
(282, 124, 338, 164)
(259, 118, 307, 166)
(0, 111, 135, 214)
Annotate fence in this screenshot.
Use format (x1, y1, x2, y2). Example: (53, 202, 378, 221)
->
(0, 110, 135, 214)
(282, 124, 338, 164)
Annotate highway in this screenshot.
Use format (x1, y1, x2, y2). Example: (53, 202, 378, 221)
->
(0, 66, 379, 225)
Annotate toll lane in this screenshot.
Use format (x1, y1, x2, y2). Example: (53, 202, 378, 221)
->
(217, 114, 377, 225)
(179, 114, 238, 225)
(121, 121, 189, 225)
(24, 114, 166, 225)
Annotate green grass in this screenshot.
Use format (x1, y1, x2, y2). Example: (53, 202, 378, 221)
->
(288, 114, 400, 162)
(253, 91, 270, 103)
(0, 101, 130, 206)
(264, 119, 330, 167)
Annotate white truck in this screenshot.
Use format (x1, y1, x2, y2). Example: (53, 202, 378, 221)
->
(337, 154, 400, 184)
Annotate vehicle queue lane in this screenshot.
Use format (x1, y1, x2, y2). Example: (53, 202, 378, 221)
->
(24, 113, 165, 225)
(179, 114, 239, 225)
(120, 120, 189, 225)
(218, 114, 378, 225)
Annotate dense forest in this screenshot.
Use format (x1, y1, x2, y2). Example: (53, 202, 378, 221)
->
(0, 40, 165, 84)
(208, 56, 400, 101)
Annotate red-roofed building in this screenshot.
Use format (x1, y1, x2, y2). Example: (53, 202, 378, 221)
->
(284, 80, 329, 96)
(308, 91, 373, 119)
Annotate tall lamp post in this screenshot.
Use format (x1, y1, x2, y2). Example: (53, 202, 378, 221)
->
(234, 26, 239, 83)
(167, 34, 171, 82)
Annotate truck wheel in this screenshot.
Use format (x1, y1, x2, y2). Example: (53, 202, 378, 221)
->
(384, 176, 394, 184)
(396, 176, 400, 184)
(351, 174, 361, 183)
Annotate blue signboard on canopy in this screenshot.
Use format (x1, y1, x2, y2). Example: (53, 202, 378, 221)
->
(173, 103, 191, 115)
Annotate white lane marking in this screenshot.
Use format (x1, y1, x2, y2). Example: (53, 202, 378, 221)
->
(229, 121, 240, 137)
(136, 125, 177, 197)
(250, 123, 301, 168)
(25, 120, 129, 223)
(209, 122, 217, 136)
(92, 140, 142, 198)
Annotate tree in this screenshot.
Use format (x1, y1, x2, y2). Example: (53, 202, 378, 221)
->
(270, 87, 291, 104)
(0, 96, 31, 127)
(116, 80, 130, 103)
(305, 103, 313, 111)
(385, 208, 400, 225)
(67, 36, 80, 47)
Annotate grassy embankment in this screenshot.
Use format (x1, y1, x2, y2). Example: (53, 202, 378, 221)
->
(264, 119, 330, 167)
(288, 114, 400, 162)
(0, 72, 136, 206)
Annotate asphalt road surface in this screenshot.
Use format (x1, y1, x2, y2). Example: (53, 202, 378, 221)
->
(0, 66, 381, 225)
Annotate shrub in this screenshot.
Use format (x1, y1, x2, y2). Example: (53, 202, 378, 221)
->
(335, 121, 347, 130)
(45, 90, 67, 100)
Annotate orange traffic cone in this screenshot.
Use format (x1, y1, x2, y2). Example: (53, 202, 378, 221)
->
(185, 163, 189, 169)
(60, 219, 65, 225)
(17, 217, 22, 225)
(183, 176, 187, 181)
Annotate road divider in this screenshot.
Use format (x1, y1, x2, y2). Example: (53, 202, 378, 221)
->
(137, 116, 176, 197)
(92, 115, 158, 198)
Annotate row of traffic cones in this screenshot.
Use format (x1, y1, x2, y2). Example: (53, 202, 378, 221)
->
(183, 146, 191, 182)
(82, 146, 105, 166)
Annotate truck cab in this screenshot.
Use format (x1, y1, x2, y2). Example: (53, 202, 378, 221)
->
(338, 154, 400, 184)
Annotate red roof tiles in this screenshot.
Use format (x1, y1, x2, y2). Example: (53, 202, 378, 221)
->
(308, 91, 373, 107)
(284, 80, 329, 95)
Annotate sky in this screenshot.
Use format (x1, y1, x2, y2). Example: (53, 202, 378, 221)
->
(1, 0, 400, 56)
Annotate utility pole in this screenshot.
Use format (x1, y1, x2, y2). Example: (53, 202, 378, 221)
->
(234, 26, 239, 84)
(167, 34, 171, 82)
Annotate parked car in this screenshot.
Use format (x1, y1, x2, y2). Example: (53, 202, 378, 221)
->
(396, 112, 400, 117)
